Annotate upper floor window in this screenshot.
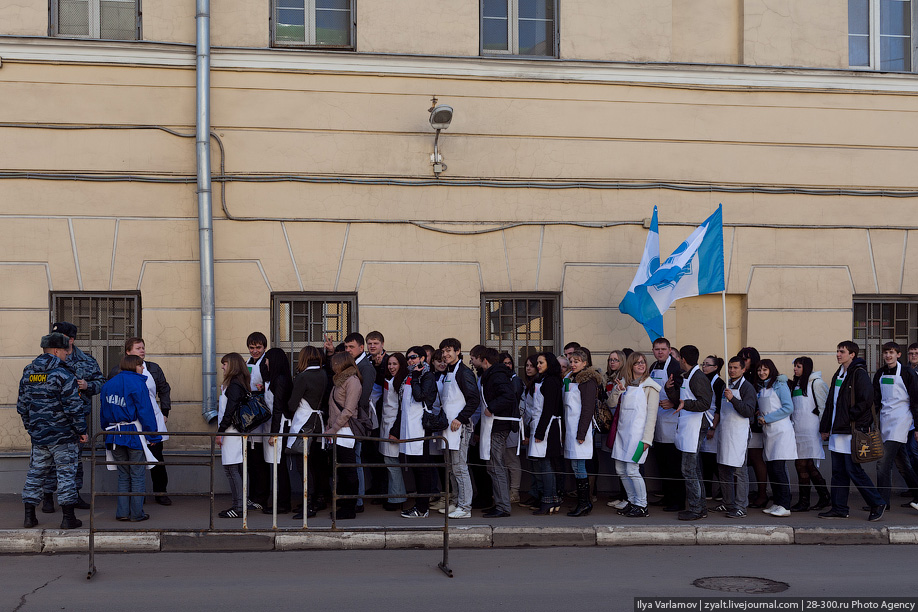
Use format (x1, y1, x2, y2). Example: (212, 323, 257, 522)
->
(481, 0, 558, 57)
(849, 0, 913, 71)
(272, 0, 354, 48)
(52, 0, 140, 40)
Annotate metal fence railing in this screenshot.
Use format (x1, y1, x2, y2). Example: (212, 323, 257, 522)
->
(88, 429, 453, 579)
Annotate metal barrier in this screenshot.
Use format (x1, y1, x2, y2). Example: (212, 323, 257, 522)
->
(88, 429, 452, 580)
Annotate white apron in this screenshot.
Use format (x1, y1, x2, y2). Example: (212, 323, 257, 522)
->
(717, 378, 750, 468)
(439, 366, 467, 451)
(247, 355, 269, 444)
(611, 382, 653, 465)
(652, 358, 678, 444)
(379, 377, 401, 458)
(247, 354, 264, 391)
(428, 374, 445, 456)
(507, 374, 521, 448)
(218, 389, 243, 465)
(287, 366, 324, 450)
(141, 362, 168, 442)
(880, 363, 913, 443)
(675, 366, 705, 453)
(791, 378, 825, 460)
(262, 382, 289, 464)
(828, 371, 852, 454)
(699, 375, 720, 453)
(104, 420, 157, 471)
(527, 382, 561, 458)
(399, 373, 427, 456)
(563, 381, 594, 460)
(758, 385, 798, 462)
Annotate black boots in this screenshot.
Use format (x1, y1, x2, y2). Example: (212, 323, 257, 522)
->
(790, 485, 811, 512)
(41, 492, 55, 513)
(811, 476, 831, 511)
(74, 494, 91, 510)
(567, 478, 593, 517)
(24, 504, 38, 528)
(60, 504, 82, 529)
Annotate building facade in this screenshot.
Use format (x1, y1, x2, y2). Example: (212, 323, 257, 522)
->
(0, 1, 916, 462)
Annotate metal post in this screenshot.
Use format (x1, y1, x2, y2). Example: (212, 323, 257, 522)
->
(439, 435, 453, 577)
(242, 435, 248, 530)
(302, 441, 309, 529)
(87, 432, 97, 580)
(209, 434, 216, 530)
(271, 439, 278, 529)
(331, 440, 337, 529)
(195, 0, 217, 424)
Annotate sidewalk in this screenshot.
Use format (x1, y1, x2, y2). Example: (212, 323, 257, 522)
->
(3, 492, 917, 553)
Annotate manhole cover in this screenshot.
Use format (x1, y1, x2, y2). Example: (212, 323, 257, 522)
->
(693, 576, 789, 594)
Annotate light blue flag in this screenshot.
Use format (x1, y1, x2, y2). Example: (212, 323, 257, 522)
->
(622, 205, 725, 341)
(618, 206, 663, 340)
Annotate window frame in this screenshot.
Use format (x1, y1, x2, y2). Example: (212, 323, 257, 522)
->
(480, 292, 561, 376)
(480, 0, 559, 59)
(271, 292, 358, 369)
(849, 0, 915, 71)
(270, 0, 356, 50)
(50, 0, 142, 40)
(852, 295, 918, 373)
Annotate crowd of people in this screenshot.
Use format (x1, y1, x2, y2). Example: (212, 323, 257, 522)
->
(16, 322, 918, 528)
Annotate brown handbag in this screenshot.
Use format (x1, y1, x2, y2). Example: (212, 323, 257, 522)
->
(850, 406, 884, 464)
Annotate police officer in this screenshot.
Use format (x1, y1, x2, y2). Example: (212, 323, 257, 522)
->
(40, 321, 104, 512)
(19, 333, 88, 529)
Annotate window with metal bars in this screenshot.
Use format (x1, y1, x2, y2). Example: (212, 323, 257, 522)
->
(481, 293, 560, 376)
(51, 292, 140, 435)
(853, 297, 918, 372)
(272, 293, 357, 370)
(52, 0, 141, 40)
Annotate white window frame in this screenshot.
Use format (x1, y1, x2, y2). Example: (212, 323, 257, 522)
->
(51, 0, 140, 40)
(481, 0, 558, 58)
(849, 0, 915, 71)
(272, 0, 355, 49)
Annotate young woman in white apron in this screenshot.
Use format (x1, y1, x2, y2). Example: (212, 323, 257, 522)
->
(563, 350, 602, 517)
(610, 352, 660, 518)
(873, 343, 918, 507)
(739, 346, 768, 508)
(788, 356, 830, 512)
(717, 356, 756, 518)
(260, 348, 294, 514)
(530, 353, 564, 515)
(398, 346, 438, 518)
(755, 359, 797, 517)
(603, 350, 629, 510)
(215, 352, 251, 518)
(245, 348, 269, 510)
(517, 355, 542, 510)
(287, 345, 327, 520)
(380, 353, 408, 510)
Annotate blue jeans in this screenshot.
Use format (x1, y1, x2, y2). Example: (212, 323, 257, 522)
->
(765, 460, 791, 509)
(535, 457, 559, 504)
(829, 451, 884, 514)
(114, 446, 146, 519)
(680, 428, 707, 514)
(718, 461, 749, 512)
(383, 455, 407, 503)
(615, 459, 647, 507)
(571, 459, 588, 480)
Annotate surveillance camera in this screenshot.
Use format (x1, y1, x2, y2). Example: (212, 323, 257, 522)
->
(429, 105, 453, 130)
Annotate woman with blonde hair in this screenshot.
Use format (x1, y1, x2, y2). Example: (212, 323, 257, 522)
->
(610, 351, 660, 518)
(324, 351, 363, 520)
(216, 352, 251, 518)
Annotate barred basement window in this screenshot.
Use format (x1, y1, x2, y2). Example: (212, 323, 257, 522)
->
(52, 0, 141, 40)
(853, 297, 918, 372)
(51, 292, 140, 435)
(273, 293, 357, 369)
(481, 293, 560, 376)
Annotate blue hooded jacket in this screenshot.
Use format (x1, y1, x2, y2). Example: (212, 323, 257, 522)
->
(101, 371, 162, 449)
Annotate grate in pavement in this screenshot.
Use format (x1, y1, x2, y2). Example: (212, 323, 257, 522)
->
(693, 576, 789, 594)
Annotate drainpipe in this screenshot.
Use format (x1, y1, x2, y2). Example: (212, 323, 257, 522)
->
(196, 0, 217, 423)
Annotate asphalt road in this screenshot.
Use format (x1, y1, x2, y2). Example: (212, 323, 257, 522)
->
(1, 546, 915, 612)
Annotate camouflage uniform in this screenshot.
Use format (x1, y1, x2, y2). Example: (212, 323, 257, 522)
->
(18, 353, 87, 506)
(42, 344, 103, 493)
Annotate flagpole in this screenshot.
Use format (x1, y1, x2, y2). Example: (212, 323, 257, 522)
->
(722, 290, 728, 360)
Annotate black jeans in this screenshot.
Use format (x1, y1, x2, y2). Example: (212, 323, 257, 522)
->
(149, 442, 168, 495)
(333, 445, 358, 513)
(407, 449, 436, 512)
(654, 442, 685, 508)
(765, 459, 791, 509)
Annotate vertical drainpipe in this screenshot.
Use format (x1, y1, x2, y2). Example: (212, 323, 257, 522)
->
(196, 0, 218, 423)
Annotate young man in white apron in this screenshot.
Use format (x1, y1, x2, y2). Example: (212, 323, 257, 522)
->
(438, 338, 481, 519)
(717, 356, 757, 518)
(649, 337, 686, 512)
(470, 345, 519, 518)
(872, 342, 918, 508)
(663, 345, 713, 521)
(818, 341, 886, 521)
(245, 331, 269, 510)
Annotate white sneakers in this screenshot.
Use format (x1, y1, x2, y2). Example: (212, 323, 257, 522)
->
(763, 504, 791, 517)
(437, 504, 458, 514)
(447, 507, 471, 519)
(607, 499, 629, 509)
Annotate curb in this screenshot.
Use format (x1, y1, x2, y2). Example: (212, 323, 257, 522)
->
(0, 524, 902, 553)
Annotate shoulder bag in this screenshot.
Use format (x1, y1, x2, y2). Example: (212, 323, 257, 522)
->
(231, 392, 272, 433)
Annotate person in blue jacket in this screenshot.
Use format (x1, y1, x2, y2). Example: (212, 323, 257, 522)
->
(101, 354, 162, 522)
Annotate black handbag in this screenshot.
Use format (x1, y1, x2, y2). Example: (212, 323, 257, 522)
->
(286, 413, 320, 455)
(851, 406, 884, 464)
(232, 392, 272, 433)
(422, 407, 448, 433)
